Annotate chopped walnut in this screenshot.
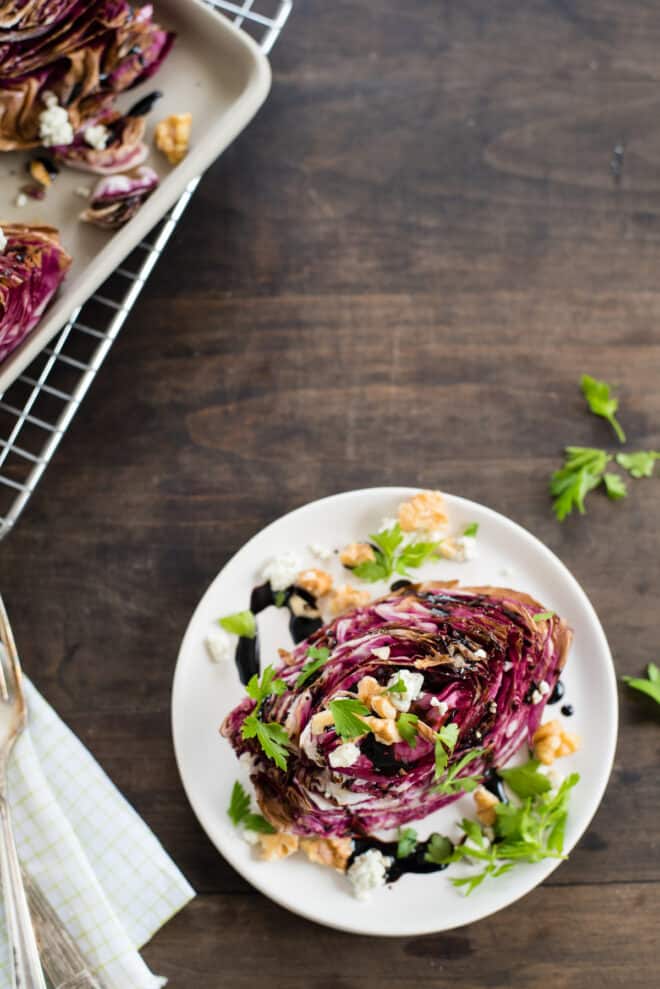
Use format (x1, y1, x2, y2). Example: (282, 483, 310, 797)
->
(278, 648, 295, 666)
(398, 490, 448, 533)
(155, 112, 192, 164)
(362, 715, 401, 745)
(339, 542, 376, 568)
(310, 710, 334, 734)
(330, 585, 371, 616)
(370, 694, 398, 720)
(258, 832, 299, 861)
(29, 159, 52, 187)
(436, 537, 461, 561)
(357, 676, 382, 704)
(474, 786, 499, 827)
(296, 568, 333, 597)
(415, 720, 437, 743)
(533, 720, 581, 765)
(300, 836, 354, 872)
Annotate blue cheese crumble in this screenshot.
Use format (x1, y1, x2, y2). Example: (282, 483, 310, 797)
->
(347, 848, 392, 900)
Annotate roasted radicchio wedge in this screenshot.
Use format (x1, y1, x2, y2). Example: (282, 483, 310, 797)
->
(80, 165, 158, 229)
(0, 2, 174, 156)
(0, 222, 71, 362)
(221, 582, 572, 837)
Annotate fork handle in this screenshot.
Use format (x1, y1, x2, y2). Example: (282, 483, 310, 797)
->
(0, 796, 47, 989)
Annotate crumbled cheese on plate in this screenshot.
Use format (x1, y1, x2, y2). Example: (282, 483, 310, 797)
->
(262, 552, 302, 591)
(347, 849, 392, 900)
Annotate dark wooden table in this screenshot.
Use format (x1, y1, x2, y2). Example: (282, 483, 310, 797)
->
(3, 1, 659, 985)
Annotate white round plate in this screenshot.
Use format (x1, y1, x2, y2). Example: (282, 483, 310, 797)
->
(172, 488, 618, 936)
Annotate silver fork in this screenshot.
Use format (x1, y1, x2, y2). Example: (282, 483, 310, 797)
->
(0, 595, 47, 989)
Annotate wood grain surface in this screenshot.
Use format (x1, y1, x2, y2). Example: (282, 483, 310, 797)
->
(2, 1, 660, 985)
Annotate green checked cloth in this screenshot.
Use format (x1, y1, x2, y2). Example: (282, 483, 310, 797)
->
(0, 680, 194, 988)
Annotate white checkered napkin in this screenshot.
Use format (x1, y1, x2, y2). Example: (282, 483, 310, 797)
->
(0, 680, 194, 989)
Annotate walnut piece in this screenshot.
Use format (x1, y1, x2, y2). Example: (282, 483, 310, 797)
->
(258, 832, 299, 861)
(155, 112, 192, 164)
(533, 719, 581, 765)
(474, 786, 498, 826)
(357, 675, 382, 704)
(300, 837, 354, 872)
(398, 490, 448, 533)
(296, 567, 333, 597)
(339, 542, 376, 567)
(310, 710, 334, 734)
(370, 694, 398, 720)
(362, 715, 401, 745)
(330, 585, 371, 615)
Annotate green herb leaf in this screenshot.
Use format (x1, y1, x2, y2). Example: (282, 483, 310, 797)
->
(219, 609, 256, 638)
(329, 698, 371, 739)
(603, 472, 627, 500)
(580, 374, 626, 442)
(615, 451, 660, 479)
(434, 747, 485, 795)
(227, 780, 251, 826)
(295, 646, 331, 689)
(532, 611, 555, 622)
(396, 827, 418, 859)
(227, 780, 276, 834)
(352, 556, 390, 582)
(424, 833, 454, 865)
(550, 446, 612, 521)
(351, 522, 443, 582)
(397, 712, 419, 747)
(242, 813, 276, 834)
(245, 665, 287, 706)
(463, 522, 479, 538)
(387, 676, 407, 695)
(371, 524, 404, 559)
(499, 759, 552, 798)
(622, 663, 660, 706)
(273, 590, 288, 607)
(242, 715, 291, 770)
(396, 541, 438, 573)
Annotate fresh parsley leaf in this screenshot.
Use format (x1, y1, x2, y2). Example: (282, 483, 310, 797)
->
(242, 813, 276, 834)
(245, 665, 287, 706)
(352, 556, 390, 582)
(463, 522, 479, 538)
(396, 827, 418, 859)
(580, 374, 626, 442)
(219, 609, 256, 638)
(603, 472, 627, 500)
(273, 590, 288, 607)
(397, 712, 419, 747)
(550, 447, 611, 521)
(532, 611, 555, 622)
(433, 722, 459, 777)
(387, 676, 406, 694)
(227, 781, 276, 834)
(424, 833, 453, 865)
(616, 451, 660, 479)
(499, 759, 552, 798)
(242, 715, 291, 770)
(371, 524, 404, 559)
(295, 646, 331, 689)
(228, 780, 251, 826)
(434, 748, 484, 795)
(395, 541, 438, 574)
(329, 698, 371, 739)
(622, 663, 660, 706)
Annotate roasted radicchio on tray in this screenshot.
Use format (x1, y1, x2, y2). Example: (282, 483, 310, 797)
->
(0, 2, 174, 173)
(81, 165, 159, 229)
(222, 583, 572, 836)
(0, 222, 71, 362)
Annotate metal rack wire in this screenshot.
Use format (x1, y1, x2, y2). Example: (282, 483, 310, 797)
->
(0, 0, 292, 541)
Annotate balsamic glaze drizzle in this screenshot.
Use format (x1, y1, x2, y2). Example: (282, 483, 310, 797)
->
(560, 704, 574, 717)
(233, 581, 323, 684)
(351, 835, 452, 882)
(548, 679, 565, 704)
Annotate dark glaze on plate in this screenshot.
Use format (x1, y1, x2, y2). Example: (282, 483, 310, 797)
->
(548, 679, 565, 704)
(233, 581, 324, 684)
(351, 835, 452, 882)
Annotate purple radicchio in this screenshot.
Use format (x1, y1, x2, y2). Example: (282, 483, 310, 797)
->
(221, 582, 572, 838)
(0, 222, 71, 363)
(80, 164, 158, 229)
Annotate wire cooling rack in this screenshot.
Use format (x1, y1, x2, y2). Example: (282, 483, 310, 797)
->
(0, 0, 292, 541)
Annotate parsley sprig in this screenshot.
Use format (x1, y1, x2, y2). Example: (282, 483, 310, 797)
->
(227, 780, 275, 834)
(328, 698, 371, 739)
(622, 663, 660, 707)
(241, 666, 291, 771)
(616, 451, 660, 479)
(295, 646, 330, 689)
(433, 722, 485, 795)
(446, 769, 580, 893)
(581, 374, 626, 442)
(351, 524, 438, 583)
(219, 609, 256, 638)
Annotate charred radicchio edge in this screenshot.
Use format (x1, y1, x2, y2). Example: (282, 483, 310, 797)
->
(221, 581, 572, 838)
